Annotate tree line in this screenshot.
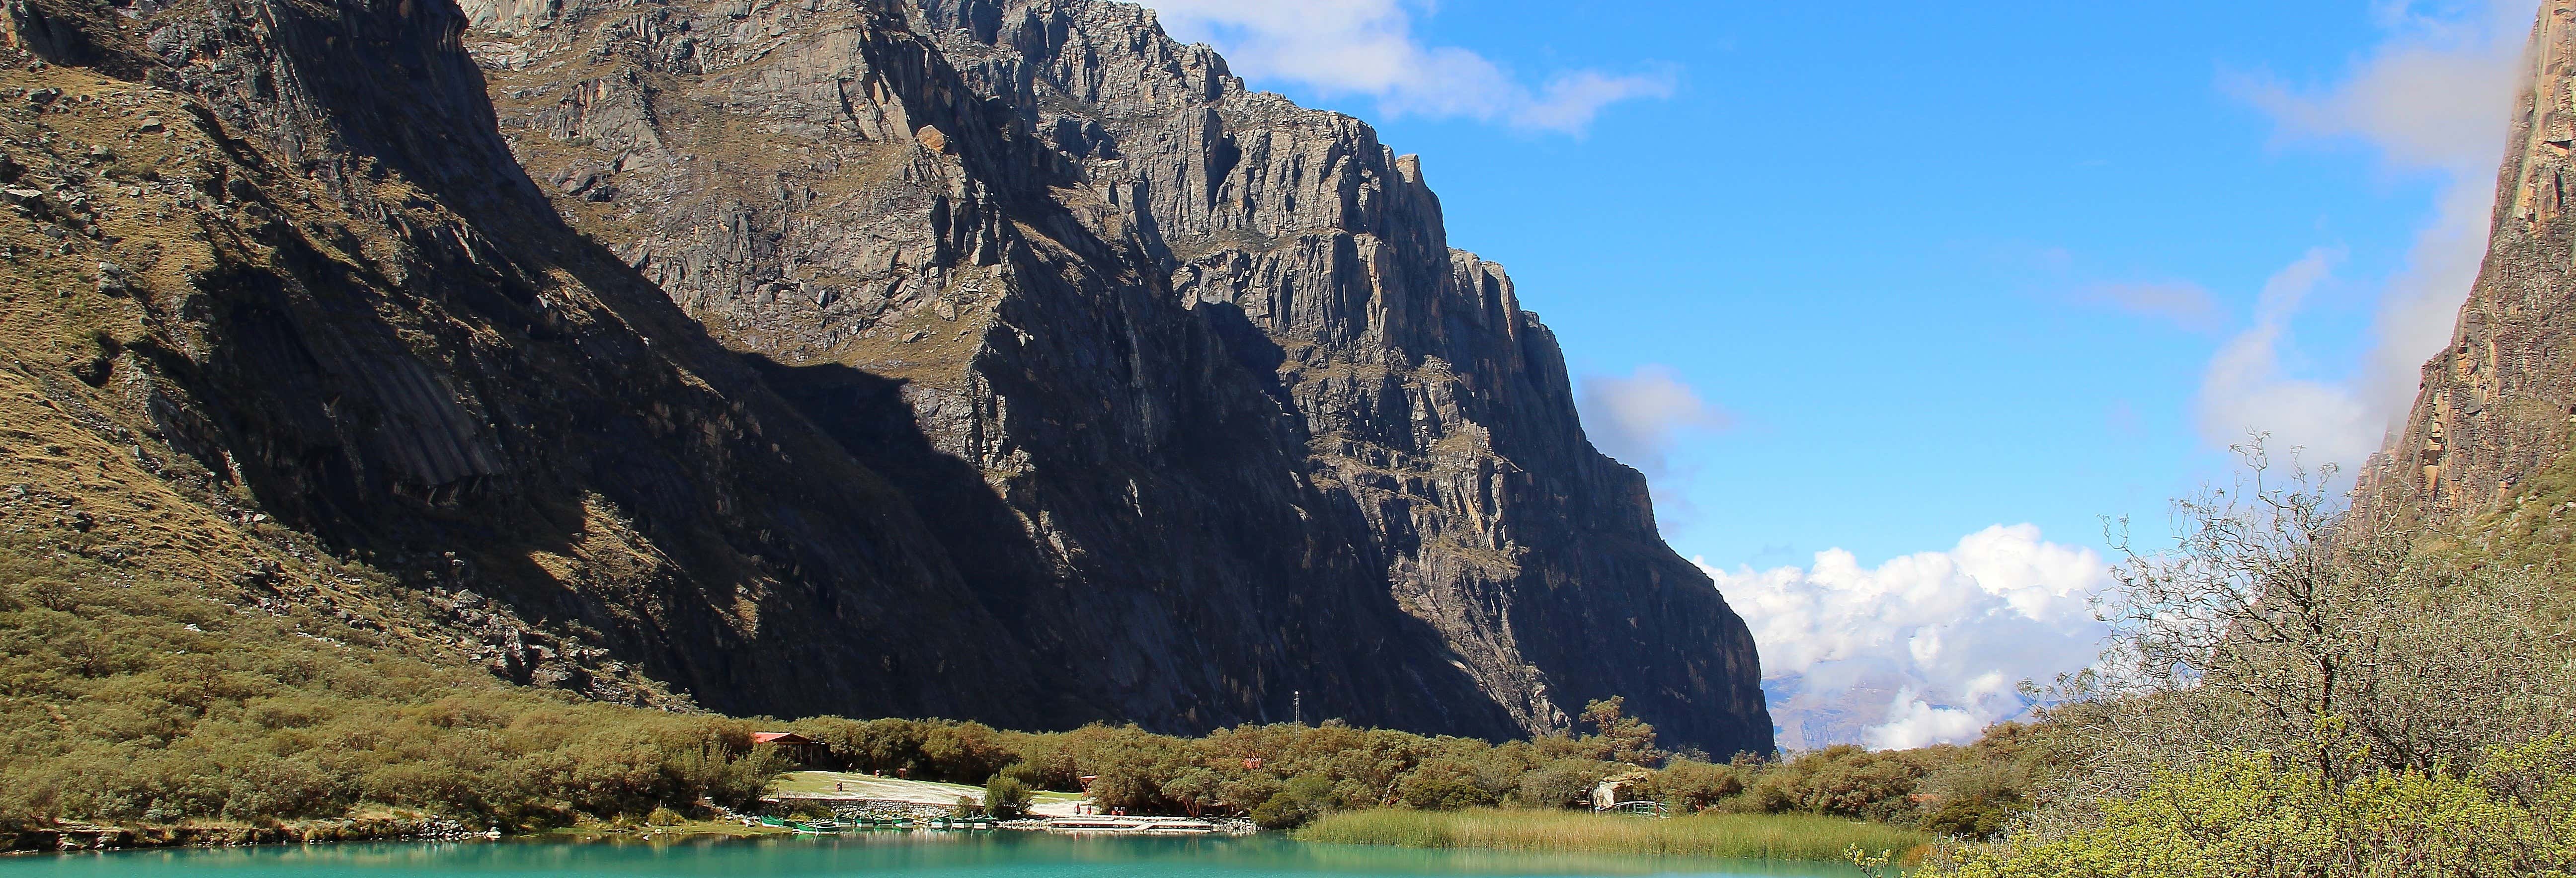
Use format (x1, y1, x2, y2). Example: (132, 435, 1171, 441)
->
(775, 702, 2042, 832)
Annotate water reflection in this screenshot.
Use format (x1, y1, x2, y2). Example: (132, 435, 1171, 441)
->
(0, 833, 1864, 878)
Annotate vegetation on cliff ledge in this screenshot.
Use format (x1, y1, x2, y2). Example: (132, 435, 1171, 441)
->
(0, 530, 788, 831)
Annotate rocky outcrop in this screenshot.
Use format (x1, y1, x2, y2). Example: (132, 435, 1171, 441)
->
(459, 0, 1769, 753)
(0, 0, 1771, 754)
(2353, 2, 2576, 537)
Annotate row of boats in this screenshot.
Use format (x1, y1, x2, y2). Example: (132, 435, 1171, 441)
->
(748, 815, 1001, 834)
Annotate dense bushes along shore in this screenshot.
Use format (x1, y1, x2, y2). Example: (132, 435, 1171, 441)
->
(774, 710, 2048, 835)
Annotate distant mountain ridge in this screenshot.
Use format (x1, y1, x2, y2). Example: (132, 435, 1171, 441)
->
(0, 0, 1772, 754)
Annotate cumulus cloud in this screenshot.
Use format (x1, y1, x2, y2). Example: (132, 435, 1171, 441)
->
(1701, 524, 2111, 749)
(2196, 248, 2386, 466)
(1134, 0, 1676, 134)
(1577, 365, 1731, 479)
(1868, 691, 1986, 751)
(2222, 0, 2533, 455)
(2079, 280, 2222, 331)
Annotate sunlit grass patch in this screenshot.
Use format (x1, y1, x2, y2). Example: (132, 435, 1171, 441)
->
(1294, 807, 1930, 863)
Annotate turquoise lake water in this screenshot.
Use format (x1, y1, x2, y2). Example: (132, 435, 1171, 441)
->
(0, 833, 1866, 877)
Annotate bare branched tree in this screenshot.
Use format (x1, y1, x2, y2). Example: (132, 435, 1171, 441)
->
(2030, 437, 2576, 825)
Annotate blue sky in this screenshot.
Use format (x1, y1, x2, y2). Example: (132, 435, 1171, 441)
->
(1135, 0, 2533, 746)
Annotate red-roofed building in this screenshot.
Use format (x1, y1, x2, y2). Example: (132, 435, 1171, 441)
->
(751, 731, 826, 766)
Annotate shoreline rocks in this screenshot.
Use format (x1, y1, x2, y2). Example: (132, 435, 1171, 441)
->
(4, 816, 486, 854)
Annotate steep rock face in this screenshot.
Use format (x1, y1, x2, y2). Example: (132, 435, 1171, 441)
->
(2353, 2, 2576, 537)
(0, 0, 1056, 722)
(0, 0, 1771, 751)
(461, 0, 1770, 752)
(934, 3, 1771, 749)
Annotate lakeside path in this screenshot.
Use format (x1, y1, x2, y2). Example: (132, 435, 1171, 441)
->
(771, 772, 1088, 816)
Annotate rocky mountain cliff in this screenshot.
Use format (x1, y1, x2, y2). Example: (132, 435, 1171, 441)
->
(2352, 2, 2576, 547)
(0, 0, 1771, 754)
(0, 0, 1077, 722)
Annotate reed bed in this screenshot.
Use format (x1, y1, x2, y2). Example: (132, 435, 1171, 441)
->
(1293, 808, 1931, 862)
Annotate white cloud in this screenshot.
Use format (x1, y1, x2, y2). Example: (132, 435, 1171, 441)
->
(1577, 365, 1731, 479)
(2226, 0, 2533, 453)
(1135, 0, 1676, 134)
(2195, 248, 2385, 467)
(2241, 1, 2532, 169)
(1701, 524, 2111, 750)
(2359, 173, 2504, 418)
(1867, 690, 1986, 751)
(2079, 280, 2221, 332)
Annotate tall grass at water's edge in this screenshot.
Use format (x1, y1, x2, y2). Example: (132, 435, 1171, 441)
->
(1293, 808, 1932, 863)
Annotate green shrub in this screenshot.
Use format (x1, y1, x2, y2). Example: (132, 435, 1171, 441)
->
(1649, 759, 1745, 812)
(1743, 746, 1927, 822)
(1927, 740, 2576, 877)
(1515, 759, 1606, 809)
(982, 774, 1033, 818)
(998, 760, 1049, 788)
(1160, 768, 1223, 817)
(1914, 763, 2024, 839)
(1248, 774, 1336, 829)
(1579, 697, 1662, 766)
(1399, 758, 1499, 810)
(1216, 772, 1282, 816)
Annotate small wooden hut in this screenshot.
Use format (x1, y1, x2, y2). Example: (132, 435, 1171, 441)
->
(751, 731, 828, 767)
